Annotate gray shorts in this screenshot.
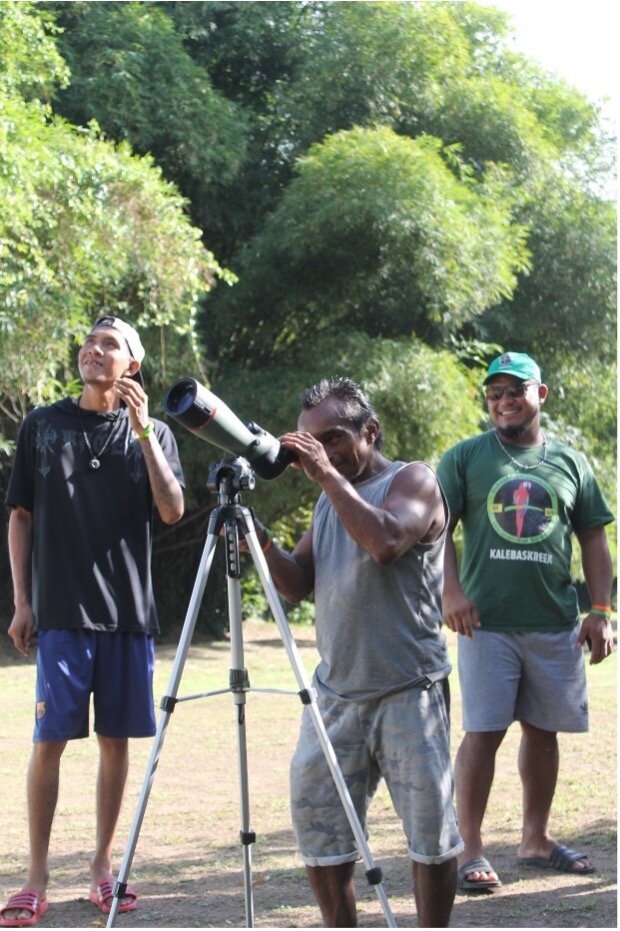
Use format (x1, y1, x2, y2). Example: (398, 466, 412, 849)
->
(290, 680, 463, 866)
(458, 628, 588, 733)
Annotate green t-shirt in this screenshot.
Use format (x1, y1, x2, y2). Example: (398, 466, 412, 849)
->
(437, 431, 614, 632)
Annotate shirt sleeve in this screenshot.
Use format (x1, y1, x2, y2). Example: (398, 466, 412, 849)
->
(570, 451, 614, 532)
(154, 419, 185, 487)
(5, 412, 36, 512)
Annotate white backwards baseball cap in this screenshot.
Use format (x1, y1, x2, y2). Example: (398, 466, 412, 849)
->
(92, 316, 145, 386)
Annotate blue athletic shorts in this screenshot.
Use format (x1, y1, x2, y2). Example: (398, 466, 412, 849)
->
(34, 630, 156, 742)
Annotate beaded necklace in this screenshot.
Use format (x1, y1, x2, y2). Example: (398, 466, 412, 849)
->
(494, 430, 547, 471)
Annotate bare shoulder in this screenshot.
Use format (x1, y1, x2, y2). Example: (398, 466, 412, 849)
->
(389, 460, 441, 499)
(386, 461, 445, 543)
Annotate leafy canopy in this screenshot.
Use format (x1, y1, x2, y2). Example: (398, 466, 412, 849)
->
(205, 126, 529, 366)
(0, 2, 225, 413)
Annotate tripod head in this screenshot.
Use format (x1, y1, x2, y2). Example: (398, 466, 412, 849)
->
(207, 456, 256, 499)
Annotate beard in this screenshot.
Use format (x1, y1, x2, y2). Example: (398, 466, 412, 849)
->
(496, 423, 528, 439)
(494, 411, 538, 440)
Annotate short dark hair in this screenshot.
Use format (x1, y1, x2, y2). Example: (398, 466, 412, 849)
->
(300, 377, 383, 450)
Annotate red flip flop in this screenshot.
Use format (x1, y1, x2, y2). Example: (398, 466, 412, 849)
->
(0, 890, 49, 927)
(89, 878, 137, 914)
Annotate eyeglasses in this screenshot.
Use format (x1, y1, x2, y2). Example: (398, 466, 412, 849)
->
(485, 381, 538, 401)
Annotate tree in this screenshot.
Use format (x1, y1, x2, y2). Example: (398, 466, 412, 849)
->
(473, 179, 616, 365)
(0, 99, 221, 409)
(0, 0, 69, 100)
(0, 2, 226, 413)
(48, 0, 249, 257)
(46, 2, 614, 373)
(204, 126, 529, 368)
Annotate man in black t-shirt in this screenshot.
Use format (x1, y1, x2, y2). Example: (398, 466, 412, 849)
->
(2, 317, 184, 926)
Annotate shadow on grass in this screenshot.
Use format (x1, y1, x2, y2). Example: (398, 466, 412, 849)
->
(2, 818, 616, 929)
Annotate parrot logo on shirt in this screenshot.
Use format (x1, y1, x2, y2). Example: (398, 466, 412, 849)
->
(487, 474, 558, 544)
(512, 481, 532, 538)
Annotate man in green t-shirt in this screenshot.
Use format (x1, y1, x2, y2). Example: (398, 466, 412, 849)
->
(437, 351, 614, 892)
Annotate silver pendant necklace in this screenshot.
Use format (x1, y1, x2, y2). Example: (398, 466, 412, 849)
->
(494, 430, 547, 471)
(77, 402, 120, 470)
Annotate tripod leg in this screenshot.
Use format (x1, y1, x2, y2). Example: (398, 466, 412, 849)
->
(106, 530, 220, 928)
(243, 524, 397, 928)
(227, 566, 256, 928)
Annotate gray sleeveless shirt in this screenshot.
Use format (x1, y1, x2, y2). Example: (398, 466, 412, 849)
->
(312, 460, 451, 701)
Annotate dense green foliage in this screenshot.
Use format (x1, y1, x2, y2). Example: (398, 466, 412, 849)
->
(1, 1, 615, 634)
(0, 2, 224, 414)
(208, 128, 529, 363)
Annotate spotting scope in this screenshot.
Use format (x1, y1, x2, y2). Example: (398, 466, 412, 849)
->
(164, 377, 295, 480)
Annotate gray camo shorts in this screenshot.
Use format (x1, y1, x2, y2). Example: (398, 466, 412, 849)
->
(290, 679, 463, 866)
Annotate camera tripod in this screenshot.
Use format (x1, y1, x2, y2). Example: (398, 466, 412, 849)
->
(107, 456, 396, 928)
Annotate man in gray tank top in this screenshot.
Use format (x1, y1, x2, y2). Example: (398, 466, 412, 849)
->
(257, 377, 462, 927)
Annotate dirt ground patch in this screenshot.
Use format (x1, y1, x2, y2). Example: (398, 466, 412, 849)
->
(0, 619, 616, 928)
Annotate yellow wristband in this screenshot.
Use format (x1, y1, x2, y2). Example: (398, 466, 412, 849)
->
(139, 421, 154, 441)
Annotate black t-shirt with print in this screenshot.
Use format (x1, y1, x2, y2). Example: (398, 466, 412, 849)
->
(6, 398, 184, 634)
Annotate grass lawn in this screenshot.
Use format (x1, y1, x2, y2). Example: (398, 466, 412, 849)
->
(0, 618, 616, 927)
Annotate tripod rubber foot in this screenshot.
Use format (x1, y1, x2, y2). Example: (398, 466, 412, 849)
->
(365, 867, 383, 886)
(240, 830, 256, 846)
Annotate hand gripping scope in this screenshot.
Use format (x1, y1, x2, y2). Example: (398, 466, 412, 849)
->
(164, 377, 295, 480)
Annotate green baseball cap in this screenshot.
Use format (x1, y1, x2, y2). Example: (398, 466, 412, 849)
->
(483, 351, 541, 385)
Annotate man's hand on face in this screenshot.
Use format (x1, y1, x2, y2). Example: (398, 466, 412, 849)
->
(279, 431, 335, 483)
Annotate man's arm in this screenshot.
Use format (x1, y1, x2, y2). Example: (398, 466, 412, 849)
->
(257, 523, 315, 604)
(576, 524, 614, 664)
(115, 376, 184, 524)
(7, 506, 35, 656)
(137, 433, 185, 524)
(280, 431, 444, 564)
(441, 513, 481, 638)
(318, 460, 445, 563)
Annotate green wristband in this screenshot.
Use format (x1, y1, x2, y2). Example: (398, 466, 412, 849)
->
(139, 420, 154, 441)
(590, 607, 611, 619)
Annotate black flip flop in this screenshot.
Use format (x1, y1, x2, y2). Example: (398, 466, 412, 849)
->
(457, 856, 502, 892)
